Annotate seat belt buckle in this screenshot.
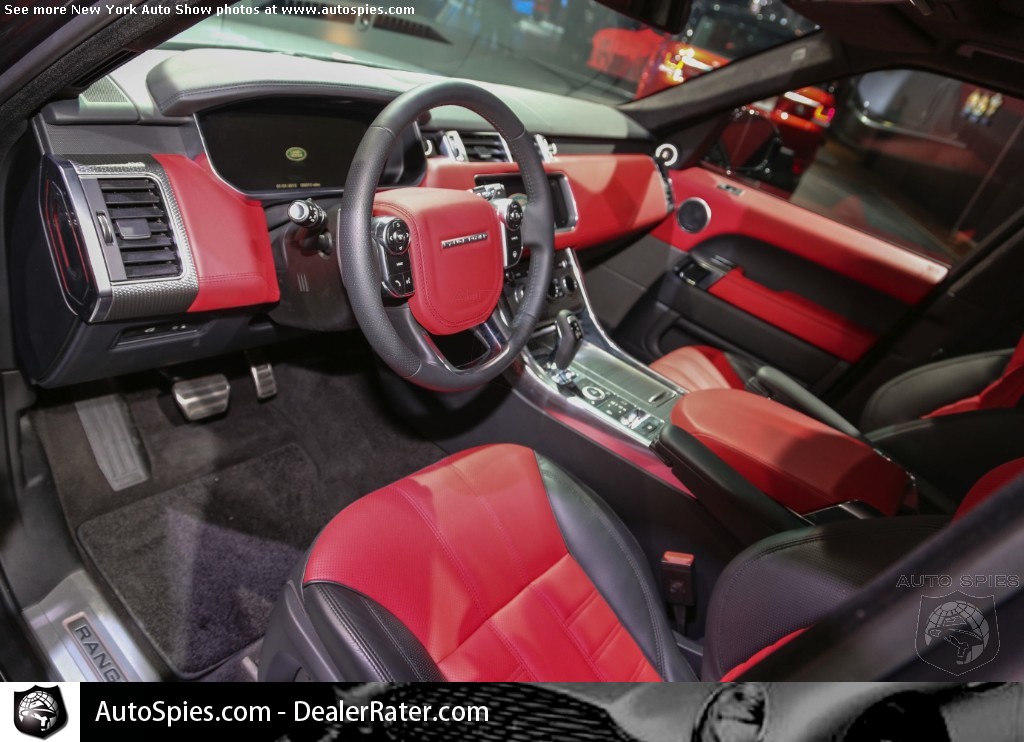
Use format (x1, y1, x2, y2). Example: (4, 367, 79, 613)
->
(661, 551, 695, 606)
(661, 551, 695, 633)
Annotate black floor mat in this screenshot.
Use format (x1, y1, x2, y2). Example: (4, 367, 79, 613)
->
(78, 445, 324, 677)
(32, 341, 446, 678)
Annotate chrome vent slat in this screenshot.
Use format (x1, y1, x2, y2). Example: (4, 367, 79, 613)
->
(98, 177, 182, 282)
(439, 131, 556, 163)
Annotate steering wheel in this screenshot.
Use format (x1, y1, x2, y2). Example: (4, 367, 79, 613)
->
(334, 81, 554, 392)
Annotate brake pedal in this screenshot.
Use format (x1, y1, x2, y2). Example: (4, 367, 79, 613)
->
(247, 351, 277, 400)
(172, 374, 230, 421)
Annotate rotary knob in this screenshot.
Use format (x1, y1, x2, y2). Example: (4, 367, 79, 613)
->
(287, 199, 327, 231)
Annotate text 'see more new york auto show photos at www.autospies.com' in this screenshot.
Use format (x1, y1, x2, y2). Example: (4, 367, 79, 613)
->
(1, 0, 1024, 739)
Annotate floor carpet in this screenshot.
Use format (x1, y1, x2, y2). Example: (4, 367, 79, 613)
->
(32, 341, 445, 678)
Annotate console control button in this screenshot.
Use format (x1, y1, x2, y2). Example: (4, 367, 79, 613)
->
(581, 385, 606, 403)
(620, 408, 647, 429)
(638, 418, 663, 437)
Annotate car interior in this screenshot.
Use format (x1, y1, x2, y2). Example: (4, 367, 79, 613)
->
(0, 0, 1023, 683)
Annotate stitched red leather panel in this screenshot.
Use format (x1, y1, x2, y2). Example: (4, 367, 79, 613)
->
(670, 389, 908, 515)
(651, 345, 746, 391)
(653, 168, 947, 305)
(373, 188, 503, 336)
(154, 154, 279, 312)
(708, 269, 877, 363)
(954, 458, 1024, 521)
(422, 155, 669, 251)
(303, 444, 660, 681)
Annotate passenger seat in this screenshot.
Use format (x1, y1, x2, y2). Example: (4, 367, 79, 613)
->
(651, 335, 1024, 432)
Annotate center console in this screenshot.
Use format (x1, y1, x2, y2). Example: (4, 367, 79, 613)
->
(505, 252, 682, 445)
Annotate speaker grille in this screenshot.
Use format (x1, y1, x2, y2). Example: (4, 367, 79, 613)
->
(677, 198, 711, 234)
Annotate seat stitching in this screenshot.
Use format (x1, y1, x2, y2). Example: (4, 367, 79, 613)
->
(539, 457, 669, 678)
(565, 588, 600, 626)
(318, 587, 394, 681)
(392, 481, 537, 681)
(449, 459, 610, 681)
(627, 652, 648, 682)
(432, 555, 570, 666)
(590, 620, 623, 662)
(360, 595, 429, 681)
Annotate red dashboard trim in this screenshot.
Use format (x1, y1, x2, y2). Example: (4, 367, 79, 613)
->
(422, 155, 670, 250)
(654, 168, 947, 305)
(154, 154, 279, 313)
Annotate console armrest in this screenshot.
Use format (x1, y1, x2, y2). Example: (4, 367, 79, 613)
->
(752, 366, 866, 442)
(669, 389, 910, 516)
(653, 425, 808, 547)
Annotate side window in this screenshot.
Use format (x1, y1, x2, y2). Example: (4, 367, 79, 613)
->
(702, 70, 1024, 266)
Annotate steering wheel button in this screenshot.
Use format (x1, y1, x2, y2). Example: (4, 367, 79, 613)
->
(387, 253, 409, 272)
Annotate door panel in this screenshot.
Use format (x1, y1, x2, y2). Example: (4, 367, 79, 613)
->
(653, 168, 948, 304)
(603, 166, 948, 387)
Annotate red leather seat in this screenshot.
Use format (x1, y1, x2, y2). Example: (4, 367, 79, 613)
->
(261, 444, 694, 682)
(650, 345, 748, 392)
(652, 337, 1024, 431)
(258, 445, 1024, 683)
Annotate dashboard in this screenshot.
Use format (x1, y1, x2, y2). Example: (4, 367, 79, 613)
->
(10, 47, 671, 388)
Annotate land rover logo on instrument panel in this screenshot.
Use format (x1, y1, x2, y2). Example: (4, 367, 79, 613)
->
(285, 147, 308, 162)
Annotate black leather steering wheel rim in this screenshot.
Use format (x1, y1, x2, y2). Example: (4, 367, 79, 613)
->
(334, 81, 554, 392)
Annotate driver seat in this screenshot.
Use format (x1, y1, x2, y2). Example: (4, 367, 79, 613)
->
(258, 443, 984, 682)
(260, 444, 693, 681)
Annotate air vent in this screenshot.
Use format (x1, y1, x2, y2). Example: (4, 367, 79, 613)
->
(534, 133, 557, 161)
(453, 131, 510, 163)
(439, 131, 556, 162)
(98, 178, 181, 281)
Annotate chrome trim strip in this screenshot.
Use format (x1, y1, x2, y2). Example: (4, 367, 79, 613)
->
(852, 108, 967, 149)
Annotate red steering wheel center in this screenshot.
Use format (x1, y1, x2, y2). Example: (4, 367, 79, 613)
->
(373, 188, 505, 336)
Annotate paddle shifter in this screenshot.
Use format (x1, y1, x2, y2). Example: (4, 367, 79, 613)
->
(552, 309, 584, 371)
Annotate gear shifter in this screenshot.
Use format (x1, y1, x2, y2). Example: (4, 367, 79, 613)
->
(552, 309, 584, 371)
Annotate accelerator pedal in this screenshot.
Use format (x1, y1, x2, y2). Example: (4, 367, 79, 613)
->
(75, 395, 150, 491)
(172, 374, 230, 422)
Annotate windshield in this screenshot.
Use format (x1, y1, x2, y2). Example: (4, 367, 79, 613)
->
(164, 0, 817, 104)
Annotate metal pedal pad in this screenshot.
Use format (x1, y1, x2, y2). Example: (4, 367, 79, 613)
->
(75, 394, 150, 491)
(247, 351, 277, 400)
(172, 374, 230, 422)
